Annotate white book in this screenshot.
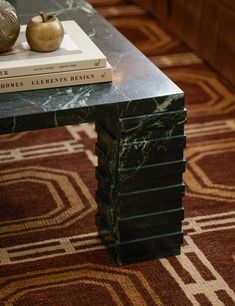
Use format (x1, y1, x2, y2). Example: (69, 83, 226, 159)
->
(0, 20, 107, 78)
(0, 62, 112, 93)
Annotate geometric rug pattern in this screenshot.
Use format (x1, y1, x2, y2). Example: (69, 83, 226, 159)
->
(0, 1, 235, 305)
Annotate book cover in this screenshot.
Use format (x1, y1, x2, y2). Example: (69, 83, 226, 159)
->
(0, 63, 112, 93)
(0, 20, 107, 78)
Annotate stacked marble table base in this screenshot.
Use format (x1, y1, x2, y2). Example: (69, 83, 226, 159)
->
(95, 108, 187, 265)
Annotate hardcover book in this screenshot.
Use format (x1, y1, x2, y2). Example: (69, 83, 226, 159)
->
(0, 20, 107, 78)
(0, 62, 112, 93)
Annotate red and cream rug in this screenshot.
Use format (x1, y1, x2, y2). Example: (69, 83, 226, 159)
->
(0, 1, 235, 305)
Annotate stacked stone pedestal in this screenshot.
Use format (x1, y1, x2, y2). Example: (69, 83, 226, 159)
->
(95, 107, 187, 265)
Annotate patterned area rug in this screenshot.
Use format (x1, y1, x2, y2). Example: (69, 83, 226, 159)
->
(1, 1, 235, 305)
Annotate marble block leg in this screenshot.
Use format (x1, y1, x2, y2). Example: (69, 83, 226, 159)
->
(95, 108, 187, 265)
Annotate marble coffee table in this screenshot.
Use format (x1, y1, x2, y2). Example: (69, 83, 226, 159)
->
(0, 0, 187, 265)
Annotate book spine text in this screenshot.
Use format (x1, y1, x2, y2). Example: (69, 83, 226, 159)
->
(0, 58, 107, 79)
(0, 66, 112, 93)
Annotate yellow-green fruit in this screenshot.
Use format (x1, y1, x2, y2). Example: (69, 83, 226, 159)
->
(0, 0, 20, 52)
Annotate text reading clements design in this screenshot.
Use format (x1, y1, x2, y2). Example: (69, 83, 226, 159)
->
(0, 74, 95, 89)
(32, 74, 95, 85)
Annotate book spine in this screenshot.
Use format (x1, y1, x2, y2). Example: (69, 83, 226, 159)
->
(0, 58, 107, 79)
(0, 66, 112, 93)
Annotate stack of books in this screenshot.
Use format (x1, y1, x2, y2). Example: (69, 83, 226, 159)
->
(0, 20, 112, 93)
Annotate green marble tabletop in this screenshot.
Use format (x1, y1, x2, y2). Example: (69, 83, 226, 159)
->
(0, 0, 183, 134)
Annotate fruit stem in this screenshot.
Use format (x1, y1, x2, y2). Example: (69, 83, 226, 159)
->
(39, 11, 47, 23)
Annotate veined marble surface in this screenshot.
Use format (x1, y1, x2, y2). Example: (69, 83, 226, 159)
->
(0, 0, 183, 133)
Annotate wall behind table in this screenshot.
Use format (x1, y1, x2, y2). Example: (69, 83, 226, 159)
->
(131, 0, 235, 88)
